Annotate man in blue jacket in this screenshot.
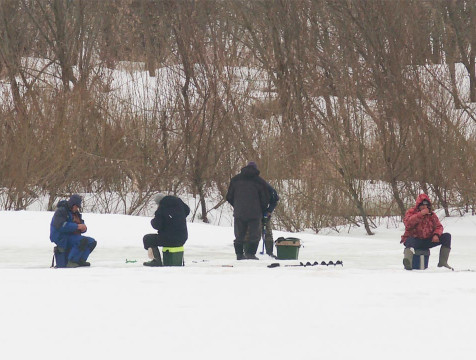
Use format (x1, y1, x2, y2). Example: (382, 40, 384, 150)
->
(143, 193, 190, 266)
(50, 194, 97, 267)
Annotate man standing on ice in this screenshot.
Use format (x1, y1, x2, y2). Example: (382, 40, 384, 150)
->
(226, 161, 270, 260)
(50, 194, 97, 267)
(261, 181, 279, 258)
(401, 194, 453, 270)
(143, 193, 190, 266)
(244, 180, 279, 258)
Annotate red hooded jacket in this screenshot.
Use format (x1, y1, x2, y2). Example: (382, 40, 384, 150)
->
(400, 194, 443, 244)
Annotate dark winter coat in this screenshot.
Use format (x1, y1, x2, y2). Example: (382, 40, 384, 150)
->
(151, 195, 190, 247)
(226, 165, 270, 220)
(400, 194, 443, 244)
(265, 182, 279, 215)
(50, 200, 85, 249)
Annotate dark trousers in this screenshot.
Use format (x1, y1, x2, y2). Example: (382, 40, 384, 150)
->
(243, 216, 274, 254)
(404, 233, 451, 249)
(244, 217, 273, 242)
(263, 216, 273, 242)
(67, 235, 96, 262)
(234, 217, 261, 245)
(143, 233, 167, 249)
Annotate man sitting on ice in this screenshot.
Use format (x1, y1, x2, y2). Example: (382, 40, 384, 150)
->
(50, 194, 97, 268)
(401, 194, 453, 271)
(142, 193, 190, 266)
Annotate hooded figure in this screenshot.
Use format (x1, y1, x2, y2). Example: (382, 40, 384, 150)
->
(143, 194, 190, 267)
(67, 194, 82, 209)
(401, 194, 453, 270)
(49, 195, 97, 267)
(226, 162, 270, 260)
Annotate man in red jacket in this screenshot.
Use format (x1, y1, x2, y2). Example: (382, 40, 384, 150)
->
(401, 194, 453, 270)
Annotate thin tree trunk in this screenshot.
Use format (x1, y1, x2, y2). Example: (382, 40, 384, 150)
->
(390, 178, 406, 218)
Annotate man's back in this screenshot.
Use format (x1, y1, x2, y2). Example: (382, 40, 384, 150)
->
(152, 195, 190, 246)
(226, 165, 269, 220)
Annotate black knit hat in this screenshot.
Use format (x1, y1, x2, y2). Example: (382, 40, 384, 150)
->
(247, 161, 258, 169)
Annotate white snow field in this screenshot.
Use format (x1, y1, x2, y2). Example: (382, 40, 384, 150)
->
(1, 210, 475, 360)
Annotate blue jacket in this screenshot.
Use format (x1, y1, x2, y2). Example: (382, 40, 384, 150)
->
(50, 200, 83, 249)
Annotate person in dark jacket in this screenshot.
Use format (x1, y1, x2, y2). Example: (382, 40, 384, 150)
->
(401, 193, 453, 270)
(49, 194, 97, 267)
(244, 181, 279, 257)
(143, 193, 190, 266)
(262, 182, 279, 257)
(226, 161, 270, 260)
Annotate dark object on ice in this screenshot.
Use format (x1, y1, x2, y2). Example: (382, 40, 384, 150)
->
(51, 246, 69, 268)
(143, 258, 163, 267)
(245, 253, 259, 260)
(279, 260, 344, 267)
(413, 249, 430, 270)
(267, 263, 280, 268)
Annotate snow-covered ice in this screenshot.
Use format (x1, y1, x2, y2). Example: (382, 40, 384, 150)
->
(1, 210, 475, 359)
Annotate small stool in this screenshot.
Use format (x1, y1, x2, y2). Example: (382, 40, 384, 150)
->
(52, 246, 70, 268)
(412, 249, 430, 270)
(162, 246, 184, 266)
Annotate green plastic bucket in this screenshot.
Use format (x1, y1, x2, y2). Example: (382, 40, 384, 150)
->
(162, 246, 184, 266)
(275, 237, 301, 260)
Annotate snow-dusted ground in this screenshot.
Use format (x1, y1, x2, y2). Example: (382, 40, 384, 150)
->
(1, 210, 475, 360)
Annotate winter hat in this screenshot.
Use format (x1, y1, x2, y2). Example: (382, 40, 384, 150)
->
(154, 193, 166, 205)
(68, 194, 82, 208)
(247, 161, 258, 169)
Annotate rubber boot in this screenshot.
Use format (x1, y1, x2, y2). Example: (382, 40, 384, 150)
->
(265, 240, 276, 258)
(234, 242, 245, 260)
(437, 246, 454, 270)
(144, 247, 162, 266)
(245, 242, 259, 260)
(403, 248, 414, 270)
(66, 260, 80, 268)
